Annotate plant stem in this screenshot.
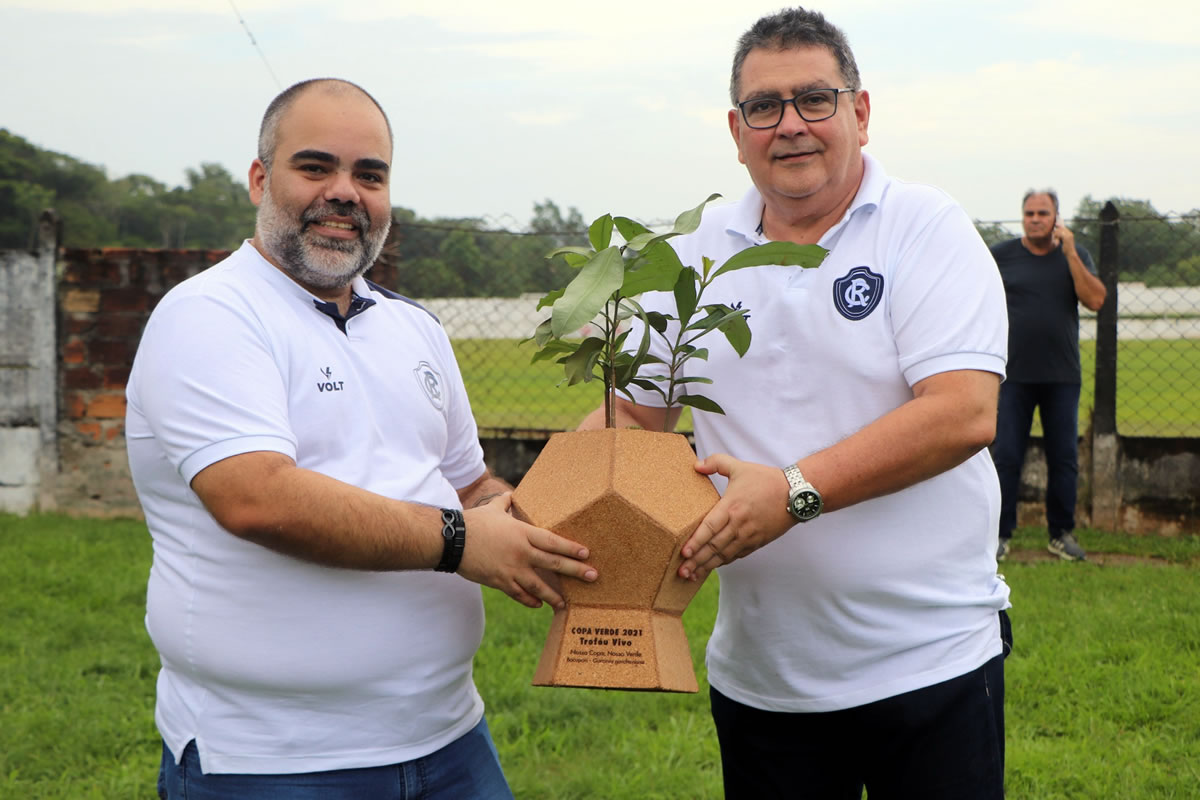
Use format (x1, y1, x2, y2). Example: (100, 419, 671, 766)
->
(605, 297, 617, 428)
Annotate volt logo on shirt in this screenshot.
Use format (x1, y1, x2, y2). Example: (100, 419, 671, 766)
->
(317, 366, 345, 392)
(833, 266, 884, 321)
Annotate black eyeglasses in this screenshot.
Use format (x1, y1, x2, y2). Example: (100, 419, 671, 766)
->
(737, 88, 856, 129)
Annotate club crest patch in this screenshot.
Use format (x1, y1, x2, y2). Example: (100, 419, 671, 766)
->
(413, 361, 445, 410)
(833, 266, 884, 320)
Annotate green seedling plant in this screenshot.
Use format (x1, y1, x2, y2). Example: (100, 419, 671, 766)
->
(528, 195, 827, 430)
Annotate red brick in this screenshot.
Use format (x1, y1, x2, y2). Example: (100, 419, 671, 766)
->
(63, 367, 102, 390)
(64, 317, 96, 336)
(88, 339, 136, 366)
(75, 422, 103, 442)
(86, 392, 127, 419)
(103, 366, 131, 389)
(96, 314, 147, 339)
(64, 392, 88, 419)
(63, 339, 86, 365)
(100, 288, 149, 313)
(104, 424, 123, 441)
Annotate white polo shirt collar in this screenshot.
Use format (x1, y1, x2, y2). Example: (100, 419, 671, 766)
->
(238, 240, 377, 334)
(726, 152, 887, 247)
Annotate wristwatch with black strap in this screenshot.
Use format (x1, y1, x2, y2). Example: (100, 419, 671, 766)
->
(783, 464, 823, 523)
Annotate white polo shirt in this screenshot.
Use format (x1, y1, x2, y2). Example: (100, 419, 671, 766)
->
(126, 242, 488, 773)
(626, 155, 1011, 712)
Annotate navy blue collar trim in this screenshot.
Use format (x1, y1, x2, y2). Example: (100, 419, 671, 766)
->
(313, 292, 376, 335)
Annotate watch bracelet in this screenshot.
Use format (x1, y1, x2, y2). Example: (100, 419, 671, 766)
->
(435, 508, 466, 573)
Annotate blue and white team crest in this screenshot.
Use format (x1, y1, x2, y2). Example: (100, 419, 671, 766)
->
(413, 361, 445, 410)
(833, 266, 884, 321)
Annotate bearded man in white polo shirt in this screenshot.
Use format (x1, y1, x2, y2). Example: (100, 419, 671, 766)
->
(127, 78, 597, 800)
(580, 8, 1011, 799)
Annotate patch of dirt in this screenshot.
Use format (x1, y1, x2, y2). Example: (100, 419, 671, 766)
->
(1002, 548, 1174, 567)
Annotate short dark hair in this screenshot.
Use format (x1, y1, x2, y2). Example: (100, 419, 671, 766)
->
(730, 7, 862, 105)
(1022, 188, 1059, 212)
(256, 78, 393, 172)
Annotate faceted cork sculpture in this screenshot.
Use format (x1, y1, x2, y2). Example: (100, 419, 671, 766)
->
(511, 428, 718, 693)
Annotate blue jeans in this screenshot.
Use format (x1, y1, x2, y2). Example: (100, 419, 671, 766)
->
(711, 649, 1007, 800)
(156, 716, 513, 800)
(993, 380, 1081, 539)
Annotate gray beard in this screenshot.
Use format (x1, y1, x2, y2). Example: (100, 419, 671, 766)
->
(256, 184, 391, 291)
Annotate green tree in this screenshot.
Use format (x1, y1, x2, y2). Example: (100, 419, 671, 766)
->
(1071, 196, 1200, 281)
(176, 163, 256, 249)
(974, 220, 1014, 249)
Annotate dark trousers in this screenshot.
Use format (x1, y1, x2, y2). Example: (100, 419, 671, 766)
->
(993, 380, 1081, 539)
(711, 647, 1007, 800)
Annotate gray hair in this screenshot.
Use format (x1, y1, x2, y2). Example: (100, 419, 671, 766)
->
(1022, 188, 1060, 212)
(730, 7, 862, 106)
(256, 78, 393, 173)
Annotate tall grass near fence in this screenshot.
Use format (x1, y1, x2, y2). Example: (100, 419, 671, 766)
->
(2, 515, 1198, 798)
(455, 338, 1200, 437)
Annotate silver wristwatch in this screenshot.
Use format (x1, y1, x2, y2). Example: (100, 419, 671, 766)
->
(783, 464, 823, 522)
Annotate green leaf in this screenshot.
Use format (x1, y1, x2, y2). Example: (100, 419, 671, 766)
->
(685, 304, 744, 334)
(615, 299, 639, 322)
(529, 338, 578, 363)
(672, 376, 714, 385)
(625, 229, 668, 252)
(678, 394, 726, 414)
(550, 246, 625, 338)
(629, 378, 667, 394)
(528, 317, 554, 347)
(535, 288, 565, 311)
(624, 299, 653, 375)
(645, 311, 670, 334)
(623, 192, 721, 253)
(712, 241, 828, 279)
(588, 214, 614, 251)
(673, 267, 698, 325)
(676, 346, 709, 366)
(718, 313, 752, 357)
(672, 193, 723, 235)
(613, 216, 652, 242)
(547, 245, 596, 260)
(620, 241, 685, 296)
(561, 337, 606, 386)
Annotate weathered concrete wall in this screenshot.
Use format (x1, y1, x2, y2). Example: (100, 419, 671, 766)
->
(1015, 435, 1200, 535)
(0, 212, 59, 512)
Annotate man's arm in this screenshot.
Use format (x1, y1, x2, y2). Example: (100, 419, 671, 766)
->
(677, 368, 1001, 580)
(1057, 223, 1107, 311)
(191, 451, 597, 608)
(458, 470, 512, 509)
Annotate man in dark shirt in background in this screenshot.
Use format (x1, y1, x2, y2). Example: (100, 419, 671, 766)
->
(991, 188, 1107, 561)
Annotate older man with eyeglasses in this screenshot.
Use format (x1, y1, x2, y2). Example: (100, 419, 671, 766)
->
(580, 7, 1012, 799)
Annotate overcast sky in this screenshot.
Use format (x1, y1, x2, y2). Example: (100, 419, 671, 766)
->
(4, 0, 1197, 230)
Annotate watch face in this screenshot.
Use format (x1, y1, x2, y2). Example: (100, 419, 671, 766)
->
(790, 490, 822, 521)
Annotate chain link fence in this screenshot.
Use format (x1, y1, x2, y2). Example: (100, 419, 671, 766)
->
(366, 210, 1200, 437)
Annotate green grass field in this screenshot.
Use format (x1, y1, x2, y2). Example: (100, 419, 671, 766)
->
(2, 515, 1198, 798)
(454, 338, 1200, 437)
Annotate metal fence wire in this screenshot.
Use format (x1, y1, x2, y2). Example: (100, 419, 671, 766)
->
(364, 211, 1200, 437)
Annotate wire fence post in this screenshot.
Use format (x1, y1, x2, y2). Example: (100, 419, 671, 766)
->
(1093, 202, 1120, 435)
(1091, 201, 1120, 529)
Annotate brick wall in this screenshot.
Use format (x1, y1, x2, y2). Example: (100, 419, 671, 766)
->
(55, 248, 230, 513)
